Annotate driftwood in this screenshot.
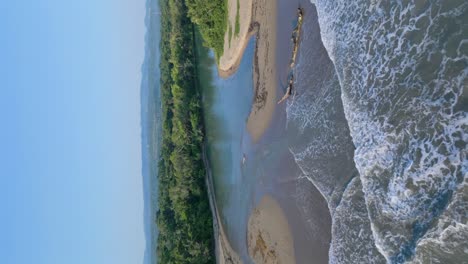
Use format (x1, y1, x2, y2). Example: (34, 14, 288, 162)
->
(278, 8, 304, 104)
(277, 74, 294, 104)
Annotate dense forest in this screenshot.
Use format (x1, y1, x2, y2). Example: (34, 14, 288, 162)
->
(185, 0, 227, 60)
(156, 0, 218, 263)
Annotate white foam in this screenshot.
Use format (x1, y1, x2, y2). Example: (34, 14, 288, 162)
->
(310, 0, 468, 261)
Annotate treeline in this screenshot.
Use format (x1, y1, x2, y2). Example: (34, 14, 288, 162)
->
(185, 0, 227, 60)
(156, 0, 215, 263)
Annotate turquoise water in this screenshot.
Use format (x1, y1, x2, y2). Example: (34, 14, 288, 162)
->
(197, 37, 257, 257)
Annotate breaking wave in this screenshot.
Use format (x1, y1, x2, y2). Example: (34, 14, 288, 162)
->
(306, 0, 468, 262)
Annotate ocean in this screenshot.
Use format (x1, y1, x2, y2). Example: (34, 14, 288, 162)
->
(285, 3, 384, 263)
(140, 0, 162, 263)
(287, 0, 467, 263)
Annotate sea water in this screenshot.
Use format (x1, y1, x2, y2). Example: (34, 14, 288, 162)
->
(293, 0, 468, 263)
(286, 3, 386, 263)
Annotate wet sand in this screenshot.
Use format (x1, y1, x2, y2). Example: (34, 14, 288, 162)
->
(217, 0, 278, 143)
(206, 1, 334, 263)
(262, 144, 332, 264)
(247, 1, 333, 263)
(247, 195, 295, 264)
(218, 218, 243, 264)
(245, 0, 278, 143)
(247, 115, 331, 264)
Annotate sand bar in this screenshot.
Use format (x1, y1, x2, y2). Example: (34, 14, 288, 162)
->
(218, 0, 254, 78)
(218, 0, 278, 142)
(248, 195, 296, 264)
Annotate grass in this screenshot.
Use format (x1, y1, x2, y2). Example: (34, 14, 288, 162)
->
(234, 0, 240, 36)
(228, 24, 233, 47)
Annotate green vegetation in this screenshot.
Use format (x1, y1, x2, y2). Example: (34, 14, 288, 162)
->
(157, 0, 215, 263)
(234, 0, 240, 36)
(185, 0, 228, 60)
(228, 24, 233, 47)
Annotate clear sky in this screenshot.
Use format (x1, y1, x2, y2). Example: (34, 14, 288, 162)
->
(0, 0, 146, 263)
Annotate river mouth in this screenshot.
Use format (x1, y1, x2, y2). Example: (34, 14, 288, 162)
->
(203, 0, 468, 262)
(198, 0, 340, 262)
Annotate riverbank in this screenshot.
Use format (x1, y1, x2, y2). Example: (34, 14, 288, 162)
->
(246, 0, 278, 142)
(156, 0, 215, 262)
(195, 24, 255, 264)
(218, 0, 278, 142)
(218, 0, 253, 78)
(203, 145, 242, 264)
(204, 1, 335, 263)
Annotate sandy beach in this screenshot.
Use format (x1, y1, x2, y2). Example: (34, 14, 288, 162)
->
(218, 0, 278, 142)
(210, 1, 332, 263)
(247, 195, 296, 264)
(218, 0, 254, 78)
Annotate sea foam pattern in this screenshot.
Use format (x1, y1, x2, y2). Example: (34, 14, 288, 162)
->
(285, 5, 385, 263)
(286, 5, 358, 212)
(313, 0, 468, 262)
(329, 177, 386, 263)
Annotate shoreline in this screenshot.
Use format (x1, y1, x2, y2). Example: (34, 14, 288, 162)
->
(246, 0, 278, 142)
(247, 195, 296, 264)
(218, 0, 253, 78)
(218, 0, 278, 143)
(202, 144, 242, 264)
(207, 1, 332, 263)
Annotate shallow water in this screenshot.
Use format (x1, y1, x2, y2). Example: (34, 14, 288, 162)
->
(198, 10, 332, 261)
(197, 36, 257, 260)
(284, 2, 386, 263)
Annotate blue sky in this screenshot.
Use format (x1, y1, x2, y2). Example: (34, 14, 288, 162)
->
(0, 0, 146, 263)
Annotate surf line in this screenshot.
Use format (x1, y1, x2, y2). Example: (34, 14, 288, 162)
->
(278, 7, 304, 105)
